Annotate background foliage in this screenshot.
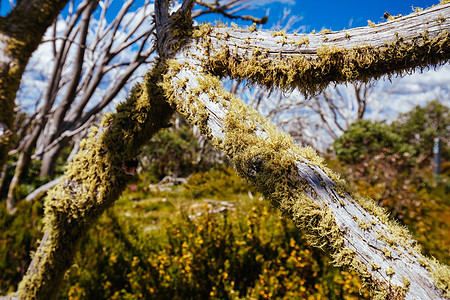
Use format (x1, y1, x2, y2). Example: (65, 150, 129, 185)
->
(0, 101, 448, 298)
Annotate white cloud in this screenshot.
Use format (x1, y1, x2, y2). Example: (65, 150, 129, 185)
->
(380, 64, 450, 119)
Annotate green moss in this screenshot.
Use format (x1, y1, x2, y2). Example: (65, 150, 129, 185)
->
(204, 29, 449, 98)
(16, 62, 174, 299)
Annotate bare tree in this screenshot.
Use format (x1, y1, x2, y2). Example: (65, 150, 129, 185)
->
(0, 0, 449, 299)
(3, 0, 267, 213)
(250, 82, 394, 150)
(0, 0, 69, 174)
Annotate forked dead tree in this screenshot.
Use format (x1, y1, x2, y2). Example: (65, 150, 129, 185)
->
(1, 0, 450, 299)
(3, 0, 266, 214)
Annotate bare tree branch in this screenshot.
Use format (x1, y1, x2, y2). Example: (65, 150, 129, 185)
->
(24, 177, 60, 203)
(0, 0, 70, 169)
(205, 4, 450, 95)
(193, 0, 268, 24)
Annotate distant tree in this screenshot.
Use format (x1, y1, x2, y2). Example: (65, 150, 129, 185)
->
(1, 0, 266, 213)
(0, 0, 450, 299)
(239, 81, 391, 150)
(392, 100, 450, 163)
(334, 100, 449, 166)
(333, 120, 410, 164)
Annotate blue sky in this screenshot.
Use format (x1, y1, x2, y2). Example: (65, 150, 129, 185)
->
(193, 0, 441, 32)
(2, 0, 448, 124)
(1, 0, 441, 30)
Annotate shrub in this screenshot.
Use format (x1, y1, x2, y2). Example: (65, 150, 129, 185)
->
(332, 120, 412, 165)
(59, 199, 366, 299)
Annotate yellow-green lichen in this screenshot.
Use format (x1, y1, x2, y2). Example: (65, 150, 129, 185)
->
(17, 62, 174, 299)
(382, 248, 392, 258)
(292, 36, 309, 47)
(428, 258, 450, 297)
(358, 221, 371, 230)
(205, 26, 450, 98)
(272, 30, 287, 38)
(371, 262, 382, 270)
(386, 265, 395, 276)
(247, 23, 257, 32)
(436, 14, 447, 24)
(402, 276, 410, 290)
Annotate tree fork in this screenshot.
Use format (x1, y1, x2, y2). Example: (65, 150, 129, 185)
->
(1, 1, 449, 299)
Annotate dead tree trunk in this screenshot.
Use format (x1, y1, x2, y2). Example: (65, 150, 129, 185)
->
(0, 0, 69, 171)
(1, 1, 449, 299)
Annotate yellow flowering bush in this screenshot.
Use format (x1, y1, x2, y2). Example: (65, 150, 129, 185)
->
(56, 179, 367, 299)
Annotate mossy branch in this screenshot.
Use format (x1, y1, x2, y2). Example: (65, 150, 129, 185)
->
(8, 65, 174, 300)
(200, 3, 450, 96)
(159, 37, 450, 298)
(2, 2, 449, 299)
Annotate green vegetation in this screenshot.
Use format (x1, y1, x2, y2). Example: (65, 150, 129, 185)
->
(333, 100, 449, 166)
(0, 171, 367, 299)
(0, 100, 448, 298)
(331, 100, 449, 264)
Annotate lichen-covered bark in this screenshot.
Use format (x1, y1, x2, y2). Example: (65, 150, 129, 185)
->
(0, 0, 71, 169)
(155, 6, 450, 298)
(203, 3, 450, 96)
(3, 1, 449, 299)
(159, 37, 450, 298)
(12, 65, 173, 299)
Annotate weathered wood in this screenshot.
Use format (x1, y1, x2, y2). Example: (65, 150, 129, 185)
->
(202, 4, 450, 95)
(157, 5, 450, 298)
(209, 4, 450, 55)
(2, 1, 449, 299)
